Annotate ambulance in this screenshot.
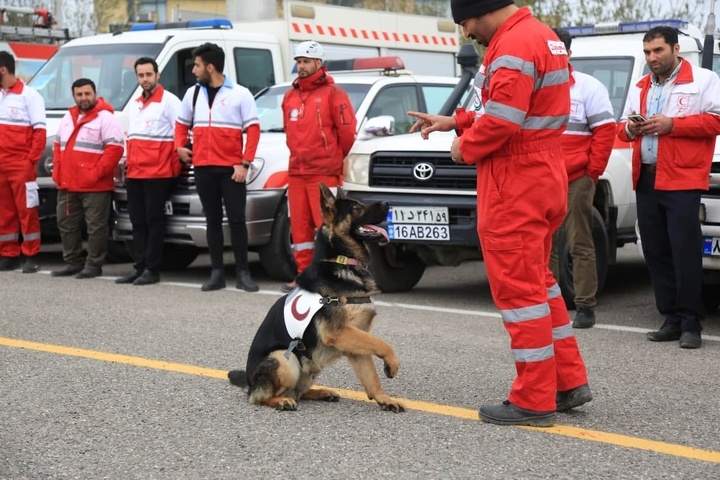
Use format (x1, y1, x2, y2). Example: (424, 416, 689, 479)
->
(25, 0, 461, 265)
(0, 41, 57, 81)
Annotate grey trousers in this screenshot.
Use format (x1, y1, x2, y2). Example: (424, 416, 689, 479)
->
(56, 190, 112, 269)
(550, 175, 598, 308)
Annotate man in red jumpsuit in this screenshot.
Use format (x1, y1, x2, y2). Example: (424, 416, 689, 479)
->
(408, 0, 591, 426)
(281, 41, 357, 292)
(0, 51, 46, 273)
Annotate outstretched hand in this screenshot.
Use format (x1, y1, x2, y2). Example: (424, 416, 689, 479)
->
(407, 111, 457, 140)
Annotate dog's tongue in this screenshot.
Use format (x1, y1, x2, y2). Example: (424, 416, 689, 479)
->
(363, 224, 389, 243)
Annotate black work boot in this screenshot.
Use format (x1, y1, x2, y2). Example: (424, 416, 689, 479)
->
(202, 268, 226, 292)
(22, 256, 40, 273)
(647, 324, 682, 342)
(556, 384, 593, 412)
(116, 268, 143, 284)
(478, 401, 556, 427)
(75, 267, 102, 279)
(573, 306, 596, 329)
(133, 270, 160, 286)
(51, 264, 84, 277)
(236, 269, 259, 292)
(0, 256, 21, 271)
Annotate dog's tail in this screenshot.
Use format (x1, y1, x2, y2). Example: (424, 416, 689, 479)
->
(228, 370, 249, 388)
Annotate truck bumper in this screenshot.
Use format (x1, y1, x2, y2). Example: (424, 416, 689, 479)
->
(701, 196, 720, 280)
(112, 188, 285, 248)
(344, 191, 479, 247)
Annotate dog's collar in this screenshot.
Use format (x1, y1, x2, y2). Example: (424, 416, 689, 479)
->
(320, 296, 372, 306)
(321, 255, 366, 269)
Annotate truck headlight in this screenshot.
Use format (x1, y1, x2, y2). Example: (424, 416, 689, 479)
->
(246, 157, 264, 185)
(344, 153, 371, 186)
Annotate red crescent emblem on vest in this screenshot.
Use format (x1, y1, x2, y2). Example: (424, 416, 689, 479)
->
(291, 294, 310, 321)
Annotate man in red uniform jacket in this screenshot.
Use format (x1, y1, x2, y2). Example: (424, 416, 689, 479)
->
(281, 41, 357, 292)
(0, 51, 46, 273)
(408, 0, 591, 427)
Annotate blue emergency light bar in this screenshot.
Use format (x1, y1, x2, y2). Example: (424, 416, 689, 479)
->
(563, 19, 688, 37)
(130, 18, 232, 31)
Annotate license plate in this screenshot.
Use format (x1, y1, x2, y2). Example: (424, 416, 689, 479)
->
(164, 201, 173, 216)
(703, 236, 720, 256)
(388, 224, 450, 241)
(387, 206, 449, 225)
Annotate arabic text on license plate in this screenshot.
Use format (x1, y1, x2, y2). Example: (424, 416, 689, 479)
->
(163, 201, 173, 216)
(703, 236, 720, 257)
(388, 224, 450, 241)
(387, 206, 448, 225)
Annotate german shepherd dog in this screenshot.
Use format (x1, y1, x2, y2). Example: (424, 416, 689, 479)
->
(228, 184, 405, 412)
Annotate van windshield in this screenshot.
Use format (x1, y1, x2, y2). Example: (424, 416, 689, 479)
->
(572, 56, 634, 121)
(255, 83, 371, 132)
(28, 43, 164, 111)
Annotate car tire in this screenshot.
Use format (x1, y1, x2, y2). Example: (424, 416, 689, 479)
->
(557, 207, 609, 310)
(124, 241, 200, 271)
(258, 199, 297, 282)
(702, 282, 720, 314)
(368, 243, 425, 293)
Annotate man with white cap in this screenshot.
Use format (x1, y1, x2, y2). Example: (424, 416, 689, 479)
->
(280, 40, 357, 292)
(408, 0, 591, 427)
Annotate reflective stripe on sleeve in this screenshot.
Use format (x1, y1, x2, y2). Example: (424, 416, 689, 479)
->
(485, 100, 526, 126)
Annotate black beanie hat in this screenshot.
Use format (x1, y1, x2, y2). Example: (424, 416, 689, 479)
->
(451, 0, 515, 23)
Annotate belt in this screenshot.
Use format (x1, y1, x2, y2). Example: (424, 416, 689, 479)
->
(640, 163, 657, 173)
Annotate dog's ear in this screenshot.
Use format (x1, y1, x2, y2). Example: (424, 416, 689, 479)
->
(336, 188, 346, 200)
(319, 183, 336, 212)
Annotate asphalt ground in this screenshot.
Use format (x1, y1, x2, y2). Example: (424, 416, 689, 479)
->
(1, 244, 719, 479)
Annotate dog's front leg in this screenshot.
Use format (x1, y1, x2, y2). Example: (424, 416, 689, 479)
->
(320, 325, 399, 378)
(347, 354, 405, 412)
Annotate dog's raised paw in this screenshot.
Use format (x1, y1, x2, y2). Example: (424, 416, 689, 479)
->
(383, 358, 399, 378)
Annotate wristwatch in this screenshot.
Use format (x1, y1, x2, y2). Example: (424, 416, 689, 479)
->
(241, 162, 251, 169)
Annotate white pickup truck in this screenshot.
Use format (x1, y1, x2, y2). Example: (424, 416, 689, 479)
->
(344, 19, 720, 312)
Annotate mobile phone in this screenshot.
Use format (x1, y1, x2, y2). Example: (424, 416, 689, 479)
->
(627, 114, 646, 123)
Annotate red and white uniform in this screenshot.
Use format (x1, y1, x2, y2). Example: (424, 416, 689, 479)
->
(0, 80, 46, 257)
(174, 78, 260, 167)
(282, 67, 357, 273)
(563, 68, 616, 182)
(126, 85, 182, 179)
(52, 98, 125, 192)
(618, 59, 720, 191)
(454, 7, 588, 412)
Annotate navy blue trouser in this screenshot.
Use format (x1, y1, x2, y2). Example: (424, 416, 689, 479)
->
(636, 169, 704, 332)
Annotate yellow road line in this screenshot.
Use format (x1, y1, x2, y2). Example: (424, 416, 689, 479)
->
(2, 336, 719, 464)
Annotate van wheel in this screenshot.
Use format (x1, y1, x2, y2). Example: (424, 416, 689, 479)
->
(702, 282, 720, 314)
(557, 207, 609, 310)
(258, 199, 297, 282)
(368, 243, 425, 293)
(124, 241, 199, 271)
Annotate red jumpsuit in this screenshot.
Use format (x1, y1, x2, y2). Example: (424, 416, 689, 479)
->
(0, 80, 46, 258)
(454, 7, 588, 412)
(282, 67, 357, 273)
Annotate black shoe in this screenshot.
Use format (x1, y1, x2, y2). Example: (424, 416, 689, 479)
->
(115, 269, 143, 284)
(133, 270, 159, 286)
(646, 324, 682, 342)
(556, 384, 593, 412)
(51, 265, 84, 277)
(21, 257, 40, 274)
(236, 269, 259, 292)
(75, 267, 102, 279)
(0, 256, 21, 271)
(280, 280, 297, 293)
(478, 400, 556, 427)
(572, 306, 595, 329)
(679, 331, 701, 349)
(202, 269, 226, 291)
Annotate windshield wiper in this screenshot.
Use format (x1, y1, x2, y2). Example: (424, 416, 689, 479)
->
(262, 128, 285, 133)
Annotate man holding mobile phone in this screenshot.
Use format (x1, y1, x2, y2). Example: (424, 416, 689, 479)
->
(618, 26, 720, 349)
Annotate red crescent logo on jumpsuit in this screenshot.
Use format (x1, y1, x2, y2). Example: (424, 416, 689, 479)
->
(291, 295, 310, 321)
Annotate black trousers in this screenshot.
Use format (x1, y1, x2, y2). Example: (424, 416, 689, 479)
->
(636, 169, 704, 332)
(126, 177, 176, 273)
(194, 166, 249, 270)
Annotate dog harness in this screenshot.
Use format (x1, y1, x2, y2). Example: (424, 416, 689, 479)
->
(282, 285, 372, 359)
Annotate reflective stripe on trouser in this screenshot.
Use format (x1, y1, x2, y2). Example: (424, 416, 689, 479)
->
(0, 172, 41, 257)
(477, 147, 588, 412)
(287, 174, 340, 274)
